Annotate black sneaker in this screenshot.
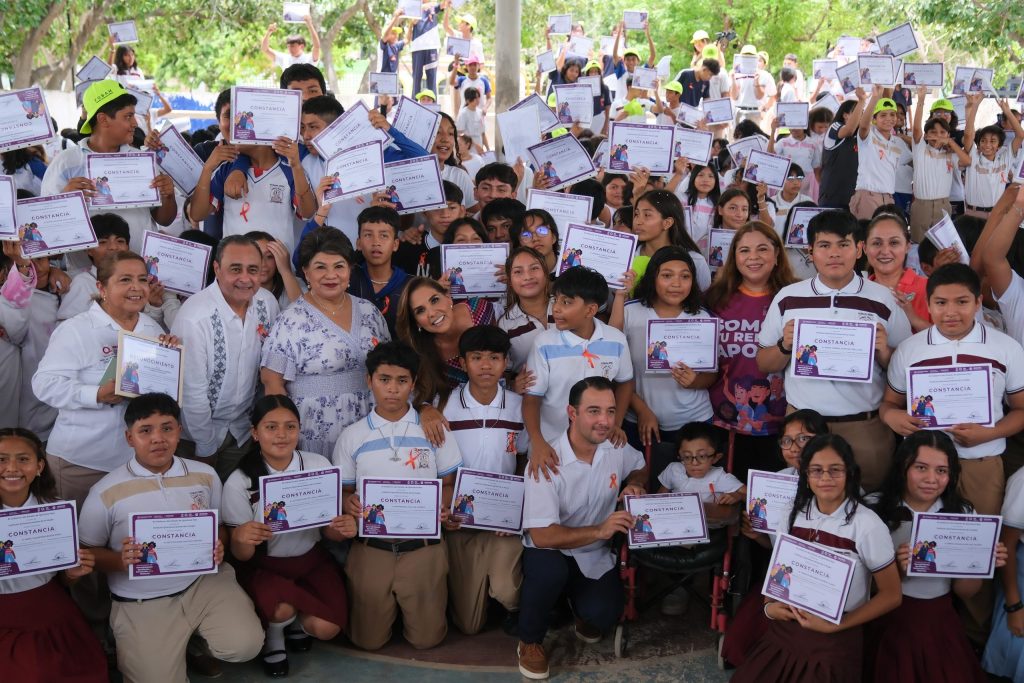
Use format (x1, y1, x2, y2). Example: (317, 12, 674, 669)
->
(502, 609, 520, 637)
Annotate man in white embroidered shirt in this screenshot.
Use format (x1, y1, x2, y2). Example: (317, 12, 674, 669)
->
(516, 377, 647, 681)
(171, 235, 279, 479)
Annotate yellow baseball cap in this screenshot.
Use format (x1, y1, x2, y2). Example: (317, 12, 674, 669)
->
(701, 45, 721, 61)
(930, 98, 954, 112)
(740, 44, 757, 56)
(873, 98, 898, 116)
(80, 79, 134, 134)
(691, 30, 710, 44)
(547, 92, 557, 107)
(757, 51, 769, 65)
(583, 61, 602, 74)
(416, 89, 437, 102)
(458, 14, 476, 30)
(664, 81, 683, 94)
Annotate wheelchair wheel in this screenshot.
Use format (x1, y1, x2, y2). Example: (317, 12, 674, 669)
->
(614, 623, 629, 658)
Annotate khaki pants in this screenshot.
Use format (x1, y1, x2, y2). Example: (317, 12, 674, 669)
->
(110, 565, 263, 683)
(957, 455, 1004, 645)
(824, 416, 895, 493)
(446, 530, 523, 634)
(849, 190, 894, 221)
(344, 540, 449, 650)
(909, 197, 952, 243)
(49, 454, 107, 512)
(179, 433, 250, 482)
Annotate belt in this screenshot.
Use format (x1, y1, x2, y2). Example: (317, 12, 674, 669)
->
(361, 537, 441, 554)
(824, 410, 878, 423)
(965, 203, 994, 212)
(111, 580, 195, 604)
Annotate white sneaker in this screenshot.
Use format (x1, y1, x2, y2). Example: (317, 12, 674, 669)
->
(661, 587, 689, 616)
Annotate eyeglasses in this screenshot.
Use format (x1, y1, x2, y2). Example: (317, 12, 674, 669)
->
(778, 434, 813, 449)
(807, 466, 847, 479)
(787, 175, 805, 181)
(520, 226, 551, 240)
(680, 452, 715, 464)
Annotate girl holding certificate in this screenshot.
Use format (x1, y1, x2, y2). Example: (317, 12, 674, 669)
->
(863, 210, 931, 332)
(432, 113, 476, 210)
(513, 209, 561, 275)
(628, 190, 710, 291)
(223, 396, 354, 678)
(733, 434, 902, 683)
(0, 428, 107, 682)
(670, 163, 720, 253)
(871, 431, 1001, 683)
(497, 247, 552, 381)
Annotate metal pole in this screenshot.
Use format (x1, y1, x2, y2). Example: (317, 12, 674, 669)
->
(493, 0, 521, 162)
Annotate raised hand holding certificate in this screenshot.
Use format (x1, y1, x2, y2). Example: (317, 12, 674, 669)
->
(153, 124, 204, 196)
(0, 502, 79, 579)
(607, 122, 675, 175)
(925, 213, 969, 265)
(536, 50, 556, 74)
(313, 102, 391, 160)
(906, 364, 994, 428)
(785, 207, 827, 248)
(746, 470, 799, 534)
(230, 87, 302, 145)
(726, 134, 768, 167)
(496, 106, 541, 166)
(129, 511, 218, 579)
(282, 2, 311, 22)
(114, 331, 185, 401)
(622, 10, 649, 30)
(775, 102, 809, 130)
(0, 87, 56, 154)
(446, 36, 472, 58)
(876, 22, 918, 58)
(16, 191, 97, 259)
(901, 63, 944, 88)
(566, 36, 593, 61)
(451, 469, 526, 533)
(86, 152, 161, 209)
(810, 93, 841, 116)
(558, 223, 637, 289)
(323, 141, 387, 204)
(547, 14, 572, 34)
(835, 61, 861, 94)
(791, 318, 876, 383)
(645, 318, 720, 372)
(631, 67, 658, 90)
(383, 155, 446, 215)
(0, 176, 15, 240)
(527, 188, 592, 233)
(762, 533, 856, 624)
(441, 243, 509, 296)
(677, 103, 704, 128)
(907, 512, 1001, 579)
(742, 150, 793, 189)
(527, 135, 597, 192)
(700, 97, 734, 125)
(707, 228, 735, 271)
(107, 20, 139, 44)
(510, 93, 561, 134)
(141, 231, 212, 296)
(360, 478, 441, 539)
(553, 84, 593, 126)
(812, 60, 838, 81)
(857, 55, 897, 86)
(624, 493, 709, 548)
(76, 56, 113, 82)
(391, 96, 442, 150)
(259, 467, 342, 534)
(368, 72, 400, 96)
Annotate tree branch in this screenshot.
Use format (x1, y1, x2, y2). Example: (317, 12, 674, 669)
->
(13, 1, 68, 88)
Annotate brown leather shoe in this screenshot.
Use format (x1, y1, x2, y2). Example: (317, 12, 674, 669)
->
(517, 641, 550, 680)
(573, 617, 602, 644)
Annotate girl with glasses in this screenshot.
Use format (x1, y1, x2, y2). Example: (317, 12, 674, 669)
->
(513, 209, 561, 276)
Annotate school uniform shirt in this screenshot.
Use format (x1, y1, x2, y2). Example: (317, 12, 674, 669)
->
(767, 192, 812, 238)
(222, 450, 332, 558)
(758, 274, 912, 417)
(994, 270, 1024, 346)
(708, 70, 731, 101)
(379, 39, 405, 73)
(79, 455, 221, 600)
(443, 385, 527, 474)
(0, 494, 54, 595)
(778, 82, 798, 104)
(819, 121, 859, 208)
(622, 302, 714, 430)
(32, 303, 165, 472)
(681, 195, 716, 252)
(0, 269, 30, 429)
(886, 323, 1024, 459)
(456, 107, 486, 147)
(170, 284, 278, 459)
(888, 498, 955, 599)
(775, 136, 821, 197)
(912, 141, 957, 200)
(525, 319, 633, 443)
(456, 75, 492, 102)
(673, 69, 709, 108)
(210, 159, 303, 254)
(778, 498, 895, 612)
(18, 288, 59, 440)
(658, 463, 742, 503)
(442, 163, 476, 209)
(333, 406, 462, 487)
(894, 136, 914, 195)
(272, 51, 314, 69)
(854, 128, 901, 194)
(57, 268, 100, 321)
(734, 71, 776, 110)
(497, 300, 553, 372)
(966, 146, 1014, 208)
(523, 430, 645, 579)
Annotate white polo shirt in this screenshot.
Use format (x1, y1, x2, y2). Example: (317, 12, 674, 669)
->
(778, 498, 895, 612)
(332, 406, 463, 487)
(912, 141, 956, 200)
(523, 431, 645, 579)
(170, 284, 279, 458)
(79, 456, 221, 600)
(301, 152, 362, 244)
(497, 300, 553, 372)
(758, 274, 912, 416)
(768, 192, 813, 237)
(32, 303, 165, 472)
(995, 270, 1024, 345)
(622, 302, 714, 430)
(222, 450, 332, 558)
(0, 494, 55, 595)
(854, 127, 901, 194)
(525, 318, 633, 442)
(443, 385, 527, 474)
(966, 146, 1014, 208)
(658, 463, 742, 503)
(735, 71, 776, 110)
(886, 323, 1024, 459)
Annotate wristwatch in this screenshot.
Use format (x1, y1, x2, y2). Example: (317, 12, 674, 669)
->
(776, 339, 792, 355)
(1005, 600, 1024, 613)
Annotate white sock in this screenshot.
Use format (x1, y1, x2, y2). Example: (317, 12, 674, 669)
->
(263, 616, 295, 663)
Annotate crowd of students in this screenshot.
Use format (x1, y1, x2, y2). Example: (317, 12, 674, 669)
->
(4, 8, 1024, 683)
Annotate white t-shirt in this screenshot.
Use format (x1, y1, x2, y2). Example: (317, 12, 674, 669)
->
(966, 146, 1014, 208)
(894, 136, 914, 194)
(273, 50, 314, 69)
(658, 463, 742, 503)
(456, 106, 486, 146)
(735, 71, 776, 109)
(912, 140, 956, 201)
(854, 127, 901, 194)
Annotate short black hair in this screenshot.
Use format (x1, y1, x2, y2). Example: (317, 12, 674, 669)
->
(464, 87, 480, 102)
(280, 63, 326, 93)
(677, 421, 721, 452)
(569, 178, 606, 221)
(214, 235, 262, 265)
(633, 246, 702, 314)
(458, 326, 511, 357)
(215, 89, 232, 119)
(568, 376, 615, 407)
(481, 198, 526, 230)
(357, 206, 401, 237)
(780, 67, 796, 83)
(808, 209, 859, 246)
(443, 217, 488, 244)
(916, 238, 938, 267)
(787, 163, 805, 178)
(442, 179, 464, 205)
(124, 393, 180, 427)
(702, 58, 721, 76)
(297, 227, 354, 273)
(475, 162, 518, 189)
(732, 119, 762, 140)
(366, 341, 419, 378)
(552, 266, 608, 306)
(926, 263, 981, 300)
(92, 213, 130, 242)
(302, 95, 344, 124)
(976, 124, 1006, 148)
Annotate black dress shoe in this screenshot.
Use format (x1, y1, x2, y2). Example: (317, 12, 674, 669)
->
(285, 630, 313, 653)
(262, 651, 289, 678)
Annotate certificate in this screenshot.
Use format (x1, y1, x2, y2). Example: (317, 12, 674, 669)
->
(925, 213, 969, 265)
(810, 93, 841, 116)
(108, 20, 139, 44)
(952, 66, 994, 95)
(624, 493, 709, 548)
(536, 50, 556, 74)
(409, 26, 440, 52)
(553, 83, 593, 126)
(836, 36, 863, 58)
(677, 103, 704, 128)
(579, 75, 602, 97)
(599, 36, 615, 55)
(736, 55, 758, 76)
(0, 175, 15, 241)
(527, 134, 597, 192)
(901, 62, 944, 88)
(791, 318, 876, 383)
(368, 72, 400, 95)
(126, 86, 154, 114)
(323, 141, 386, 204)
(258, 467, 342, 534)
(835, 61, 861, 94)
(727, 134, 768, 167)
(446, 36, 472, 58)
(907, 512, 1002, 579)
(1015, 156, 1024, 184)
(128, 511, 218, 580)
(140, 230, 212, 296)
(558, 223, 637, 289)
(775, 102, 809, 130)
(566, 37, 594, 61)
(700, 97, 734, 125)
(282, 2, 311, 22)
(857, 55, 897, 86)
(622, 10, 649, 30)
(742, 150, 792, 189)
(359, 477, 441, 539)
(527, 188, 593, 234)
(496, 106, 541, 166)
(230, 87, 301, 145)
(76, 55, 112, 82)
(16, 191, 97, 259)
(645, 318, 719, 372)
(631, 67, 658, 90)
(762, 533, 856, 625)
(86, 152, 160, 209)
(906, 364, 994, 428)
(547, 13, 572, 35)
(451, 468, 526, 533)
(441, 243, 509, 296)
(0, 87, 56, 154)
(0, 502, 79, 580)
(310, 100, 391, 159)
(706, 228, 735, 271)
(383, 154, 446, 214)
(746, 470, 799, 534)
(510, 93, 561, 134)
(812, 60, 838, 81)
(391, 96, 442, 151)
(949, 96, 967, 129)
(153, 123, 204, 196)
(785, 207, 827, 248)
(876, 22, 918, 58)
(607, 122, 675, 175)
(115, 331, 185, 401)
(592, 139, 609, 168)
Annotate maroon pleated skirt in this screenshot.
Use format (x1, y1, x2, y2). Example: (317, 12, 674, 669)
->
(235, 543, 348, 630)
(720, 590, 770, 666)
(730, 618, 864, 683)
(0, 578, 107, 683)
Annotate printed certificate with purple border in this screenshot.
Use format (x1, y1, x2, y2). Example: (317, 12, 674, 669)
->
(791, 319, 876, 383)
(527, 135, 598, 192)
(0, 502, 79, 580)
(16, 191, 97, 259)
(906, 364, 994, 428)
(645, 318, 719, 372)
(382, 155, 447, 215)
(907, 512, 1001, 579)
(557, 223, 637, 289)
(441, 243, 509, 297)
(746, 470, 799, 534)
(0, 87, 56, 154)
(762, 533, 856, 625)
(451, 468, 525, 533)
(86, 152, 161, 209)
(359, 478, 441, 539)
(128, 510, 218, 580)
(258, 466, 342, 534)
(229, 87, 302, 145)
(624, 493, 709, 548)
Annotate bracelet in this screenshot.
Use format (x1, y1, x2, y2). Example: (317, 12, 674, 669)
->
(776, 339, 792, 355)
(763, 603, 776, 620)
(1005, 600, 1024, 613)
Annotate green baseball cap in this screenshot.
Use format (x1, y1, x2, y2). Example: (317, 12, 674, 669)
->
(80, 79, 134, 134)
(873, 98, 897, 116)
(547, 92, 557, 107)
(701, 45, 721, 61)
(583, 61, 602, 74)
(664, 81, 683, 94)
(415, 89, 437, 102)
(623, 49, 641, 59)
(623, 100, 644, 117)
(930, 98, 954, 112)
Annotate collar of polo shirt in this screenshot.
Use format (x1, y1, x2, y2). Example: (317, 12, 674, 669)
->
(927, 321, 984, 345)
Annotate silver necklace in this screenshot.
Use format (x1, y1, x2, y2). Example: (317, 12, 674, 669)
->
(379, 422, 412, 462)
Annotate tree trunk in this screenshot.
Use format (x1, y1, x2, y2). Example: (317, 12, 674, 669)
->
(13, 1, 67, 88)
(40, 0, 113, 90)
(322, 0, 365, 94)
